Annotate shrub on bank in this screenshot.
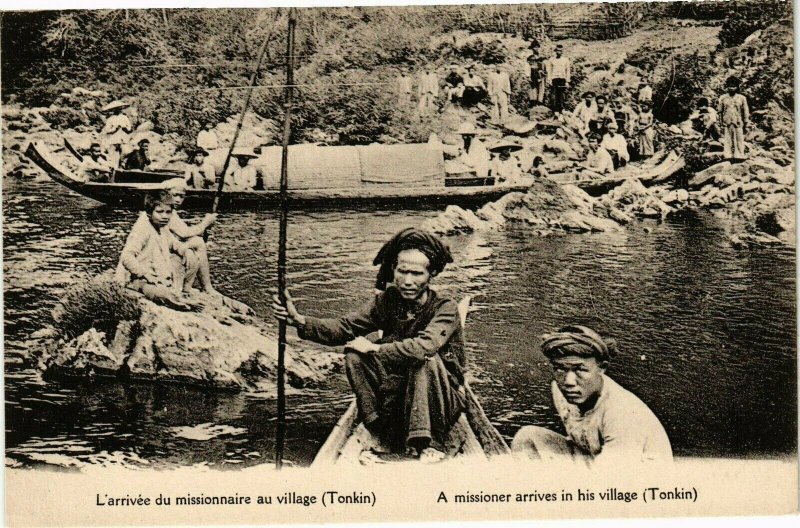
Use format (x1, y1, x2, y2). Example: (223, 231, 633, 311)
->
(717, 0, 791, 48)
(51, 276, 141, 341)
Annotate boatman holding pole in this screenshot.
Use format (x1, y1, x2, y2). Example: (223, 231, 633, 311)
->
(272, 228, 466, 463)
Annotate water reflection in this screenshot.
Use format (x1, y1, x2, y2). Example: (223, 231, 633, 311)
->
(3, 177, 796, 468)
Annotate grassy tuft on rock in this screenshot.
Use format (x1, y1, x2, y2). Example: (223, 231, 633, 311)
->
(51, 275, 141, 340)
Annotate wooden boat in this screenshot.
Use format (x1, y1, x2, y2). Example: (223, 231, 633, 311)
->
(548, 149, 685, 196)
(311, 297, 510, 466)
(26, 142, 531, 211)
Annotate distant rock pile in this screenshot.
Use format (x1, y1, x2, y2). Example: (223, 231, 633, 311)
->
(687, 156, 795, 246)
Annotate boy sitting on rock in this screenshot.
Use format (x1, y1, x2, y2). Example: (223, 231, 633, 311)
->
(114, 190, 200, 311)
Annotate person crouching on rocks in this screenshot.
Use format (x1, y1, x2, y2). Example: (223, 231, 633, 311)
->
(160, 178, 220, 299)
(114, 190, 200, 311)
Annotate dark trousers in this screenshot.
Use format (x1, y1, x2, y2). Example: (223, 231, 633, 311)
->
(345, 352, 465, 450)
(551, 78, 567, 113)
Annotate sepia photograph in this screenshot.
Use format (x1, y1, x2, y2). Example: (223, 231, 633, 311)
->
(2, 0, 797, 525)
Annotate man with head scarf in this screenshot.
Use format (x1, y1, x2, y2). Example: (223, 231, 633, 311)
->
(272, 228, 464, 463)
(511, 325, 672, 467)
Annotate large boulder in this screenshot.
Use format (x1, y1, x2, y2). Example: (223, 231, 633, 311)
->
(33, 282, 341, 391)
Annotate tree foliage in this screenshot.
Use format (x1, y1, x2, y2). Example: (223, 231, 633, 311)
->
(717, 0, 792, 48)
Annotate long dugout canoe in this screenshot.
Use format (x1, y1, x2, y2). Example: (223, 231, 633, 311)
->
(26, 142, 531, 211)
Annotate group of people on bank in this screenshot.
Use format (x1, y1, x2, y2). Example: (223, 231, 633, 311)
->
(403, 35, 752, 173)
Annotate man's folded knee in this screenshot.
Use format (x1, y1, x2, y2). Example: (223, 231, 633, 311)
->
(345, 351, 364, 369)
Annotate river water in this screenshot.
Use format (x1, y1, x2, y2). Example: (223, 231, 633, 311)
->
(3, 177, 796, 469)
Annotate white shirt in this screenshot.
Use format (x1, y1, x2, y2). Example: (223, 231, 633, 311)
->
(102, 114, 132, 145)
(573, 100, 597, 125)
(197, 130, 219, 150)
(224, 164, 258, 191)
(487, 71, 511, 96)
(552, 376, 672, 465)
(458, 139, 490, 179)
(397, 75, 413, 95)
(584, 146, 614, 174)
(547, 56, 571, 83)
(418, 72, 439, 96)
(601, 133, 629, 162)
(184, 160, 217, 189)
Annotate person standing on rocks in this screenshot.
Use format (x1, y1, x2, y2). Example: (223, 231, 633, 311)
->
(589, 95, 615, 136)
(511, 325, 672, 467)
(636, 102, 656, 158)
(525, 53, 546, 107)
(717, 76, 750, 161)
(100, 100, 132, 168)
(196, 122, 219, 152)
(545, 44, 571, 114)
(571, 91, 597, 135)
(417, 68, 439, 113)
(637, 78, 653, 106)
(272, 227, 465, 463)
(487, 64, 512, 124)
(396, 67, 414, 107)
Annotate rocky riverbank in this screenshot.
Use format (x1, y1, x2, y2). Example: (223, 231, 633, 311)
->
(28, 276, 341, 391)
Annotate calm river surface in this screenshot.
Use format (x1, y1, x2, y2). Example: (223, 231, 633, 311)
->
(4, 177, 796, 469)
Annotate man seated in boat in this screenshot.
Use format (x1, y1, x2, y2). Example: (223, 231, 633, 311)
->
(224, 148, 259, 191)
(122, 138, 152, 171)
(512, 325, 672, 467)
(579, 134, 614, 176)
(114, 189, 200, 311)
(599, 121, 630, 169)
(454, 123, 490, 179)
(184, 147, 217, 189)
(272, 228, 466, 463)
(78, 142, 113, 182)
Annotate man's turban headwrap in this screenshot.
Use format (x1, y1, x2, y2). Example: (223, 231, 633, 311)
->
(373, 228, 453, 290)
(540, 325, 617, 362)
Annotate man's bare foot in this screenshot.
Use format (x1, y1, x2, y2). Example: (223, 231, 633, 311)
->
(204, 287, 223, 300)
(419, 447, 447, 464)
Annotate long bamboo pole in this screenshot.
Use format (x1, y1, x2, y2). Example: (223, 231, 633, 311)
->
(275, 7, 297, 471)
